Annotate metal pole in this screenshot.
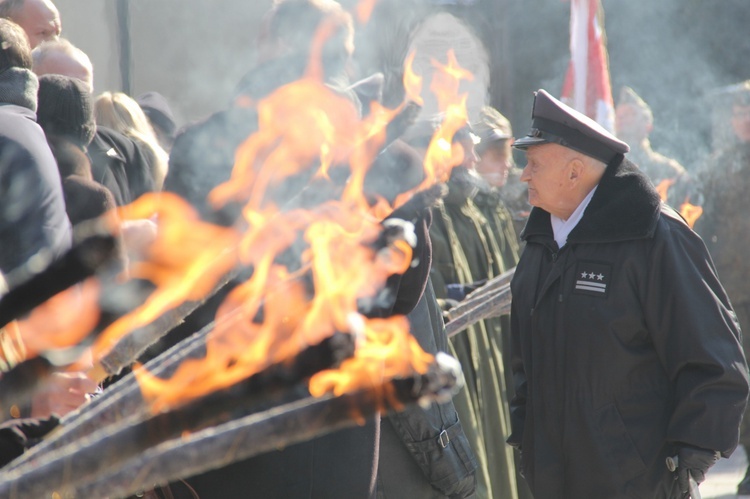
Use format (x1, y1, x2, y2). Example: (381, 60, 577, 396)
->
(116, 0, 132, 94)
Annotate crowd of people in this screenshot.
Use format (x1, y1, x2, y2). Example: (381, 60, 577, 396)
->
(1, 0, 750, 498)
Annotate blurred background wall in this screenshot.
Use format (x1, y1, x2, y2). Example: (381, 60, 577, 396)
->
(53, 0, 750, 170)
(54, 0, 273, 126)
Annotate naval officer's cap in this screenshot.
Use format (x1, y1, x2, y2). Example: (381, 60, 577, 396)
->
(513, 89, 629, 164)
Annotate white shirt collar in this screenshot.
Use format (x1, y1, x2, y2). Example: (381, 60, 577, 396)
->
(550, 186, 598, 249)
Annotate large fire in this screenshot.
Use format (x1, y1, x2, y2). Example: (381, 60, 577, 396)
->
(14, 43, 475, 415)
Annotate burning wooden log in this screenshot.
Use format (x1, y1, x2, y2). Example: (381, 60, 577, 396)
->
(0, 332, 356, 498)
(8, 353, 462, 499)
(93, 268, 240, 380)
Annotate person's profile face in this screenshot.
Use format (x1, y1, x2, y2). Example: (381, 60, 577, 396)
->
(731, 104, 750, 143)
(520, 144, 572, 218)
(476, 141, 513, 187)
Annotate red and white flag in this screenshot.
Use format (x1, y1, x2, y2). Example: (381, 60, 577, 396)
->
(560, 0, 615, 132)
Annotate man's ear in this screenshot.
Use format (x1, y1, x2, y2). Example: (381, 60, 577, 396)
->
(568, 157, 584, 183)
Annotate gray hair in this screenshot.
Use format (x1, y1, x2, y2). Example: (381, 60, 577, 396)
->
(32, 37, 90, 69)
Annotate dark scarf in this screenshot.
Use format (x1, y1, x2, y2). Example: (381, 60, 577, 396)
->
(522, 155, 662, 244)
(0, 67, 38, 112)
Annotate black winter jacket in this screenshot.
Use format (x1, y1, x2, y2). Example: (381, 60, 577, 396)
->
(508, 155, 749, 499)
(0, 104, 71, 274)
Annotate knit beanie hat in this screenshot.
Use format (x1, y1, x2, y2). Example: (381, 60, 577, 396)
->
(36, 74, 96, 148)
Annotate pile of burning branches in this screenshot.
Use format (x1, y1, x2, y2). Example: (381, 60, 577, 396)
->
(0, 44, 515, 498)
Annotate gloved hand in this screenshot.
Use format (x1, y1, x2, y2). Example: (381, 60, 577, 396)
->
(446, 284, 470, 302)
(0, 415, 59, 467)
(445, 280, 488, 302)
(675, 445, 719, 496)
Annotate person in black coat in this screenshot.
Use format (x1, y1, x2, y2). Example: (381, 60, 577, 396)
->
(0, 18, 71, 275)
(0, 15, 70, 470)
(32, 37, 157, 205)
(507, 89, 749, 499)
(35, 73, 117, 226)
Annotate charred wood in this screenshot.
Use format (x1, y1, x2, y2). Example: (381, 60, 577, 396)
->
(0, 333, 356, 497)
(96, 269, 239, 378)
(11, 353, 461, 499)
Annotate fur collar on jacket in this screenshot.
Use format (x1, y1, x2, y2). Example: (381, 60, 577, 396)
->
(521, 154, 662, 244)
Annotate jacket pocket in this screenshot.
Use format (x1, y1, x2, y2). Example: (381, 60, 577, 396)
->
(395, 409, 478, 498)
(594, 403, 647, 486)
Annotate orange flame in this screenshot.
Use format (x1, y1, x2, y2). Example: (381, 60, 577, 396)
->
(209, 79, 361, 211)
(341, 99, 402, 213)
(680, 201, 703, 229)
(135, 207, 414, 412)
(430, 50, 474, 112)
(92, 193, 241, 359)
(135, 264, 311, 412)
(33, 45, 469, 415)
(15, 279, 100, 359)
(128, 75, 427, 412)
(403, 51, 424, 106)
(655, 178, 675, 202)
(394, 50, 474, 208)
(354, 0, 379, 24)
(309, 315, 433, 412)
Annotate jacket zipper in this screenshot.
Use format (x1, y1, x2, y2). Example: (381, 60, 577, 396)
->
(551, 249, 564, 303)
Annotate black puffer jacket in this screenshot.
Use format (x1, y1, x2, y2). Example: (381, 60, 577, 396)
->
(508, 155, 749, 499)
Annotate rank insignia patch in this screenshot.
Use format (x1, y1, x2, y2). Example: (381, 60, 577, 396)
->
(573, 261, 612, 297)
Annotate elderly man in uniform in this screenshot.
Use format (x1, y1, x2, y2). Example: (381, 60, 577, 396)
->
(507, 89, 749, 498)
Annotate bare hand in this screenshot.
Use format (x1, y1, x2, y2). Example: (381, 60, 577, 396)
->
(30, 371, 99, 418)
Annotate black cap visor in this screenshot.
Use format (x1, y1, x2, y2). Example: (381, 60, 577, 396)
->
(512, 128, 552, 150)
